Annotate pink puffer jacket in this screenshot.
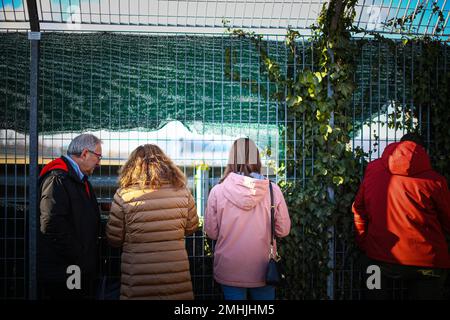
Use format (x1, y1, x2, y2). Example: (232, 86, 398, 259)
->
(205, 173, 291, 287)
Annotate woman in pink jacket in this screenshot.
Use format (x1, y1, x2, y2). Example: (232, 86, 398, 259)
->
(205, 138, 291, 300)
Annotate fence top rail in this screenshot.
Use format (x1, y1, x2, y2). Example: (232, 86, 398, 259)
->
(0, 1, 449, 38)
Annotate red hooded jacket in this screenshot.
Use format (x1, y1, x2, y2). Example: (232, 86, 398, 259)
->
(352, 141, 450, 268)
(40, 157, 90, 197)
(38, 156, 99, 282)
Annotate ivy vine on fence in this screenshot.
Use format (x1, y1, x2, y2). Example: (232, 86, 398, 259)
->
(225, 0, 362, 299)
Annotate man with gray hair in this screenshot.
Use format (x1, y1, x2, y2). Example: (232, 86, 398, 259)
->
(37, 134, 103, 299)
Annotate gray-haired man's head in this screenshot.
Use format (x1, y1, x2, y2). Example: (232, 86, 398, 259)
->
(67, 134, 103, 176)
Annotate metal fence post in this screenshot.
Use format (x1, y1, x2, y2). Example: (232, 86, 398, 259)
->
(26, 0, 40, 300)
(195, 164, 209, 217)
(327, 48, 335, 300)
(27, 30, 40, 300)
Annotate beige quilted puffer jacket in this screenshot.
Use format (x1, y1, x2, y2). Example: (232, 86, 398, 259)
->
(106, 183, 199, 300)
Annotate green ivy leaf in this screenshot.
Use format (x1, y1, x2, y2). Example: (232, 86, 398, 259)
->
(314, 71, 325, 83)
(332, 176, 344, 186)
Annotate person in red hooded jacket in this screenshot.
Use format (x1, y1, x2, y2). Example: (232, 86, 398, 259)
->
(352, 133, 450, 299)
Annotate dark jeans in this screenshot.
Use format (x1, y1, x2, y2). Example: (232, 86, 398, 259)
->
(221, 285, 275, 300)
(361, 256, 448, 300)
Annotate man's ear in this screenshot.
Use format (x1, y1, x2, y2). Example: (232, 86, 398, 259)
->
(80, 148, 89, 159)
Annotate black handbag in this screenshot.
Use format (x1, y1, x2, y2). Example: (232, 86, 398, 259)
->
(265, 182, 285, 286)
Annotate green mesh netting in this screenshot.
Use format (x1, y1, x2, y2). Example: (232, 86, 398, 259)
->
(1, 33, 448, 136)
(1, 33, 293, 133)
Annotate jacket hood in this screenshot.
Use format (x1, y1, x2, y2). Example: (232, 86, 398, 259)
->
(39, 157, 69, 177)
(221, 172, 269, 210)
(381, 141, 432, 176)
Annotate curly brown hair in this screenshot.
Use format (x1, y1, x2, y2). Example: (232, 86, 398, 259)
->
(118, 144, 186, 189)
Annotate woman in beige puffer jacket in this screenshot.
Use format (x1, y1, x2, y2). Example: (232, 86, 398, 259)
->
(106, 144, 199, 300)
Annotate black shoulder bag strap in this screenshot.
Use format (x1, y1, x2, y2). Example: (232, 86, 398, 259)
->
(269, 181, 279, 260)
